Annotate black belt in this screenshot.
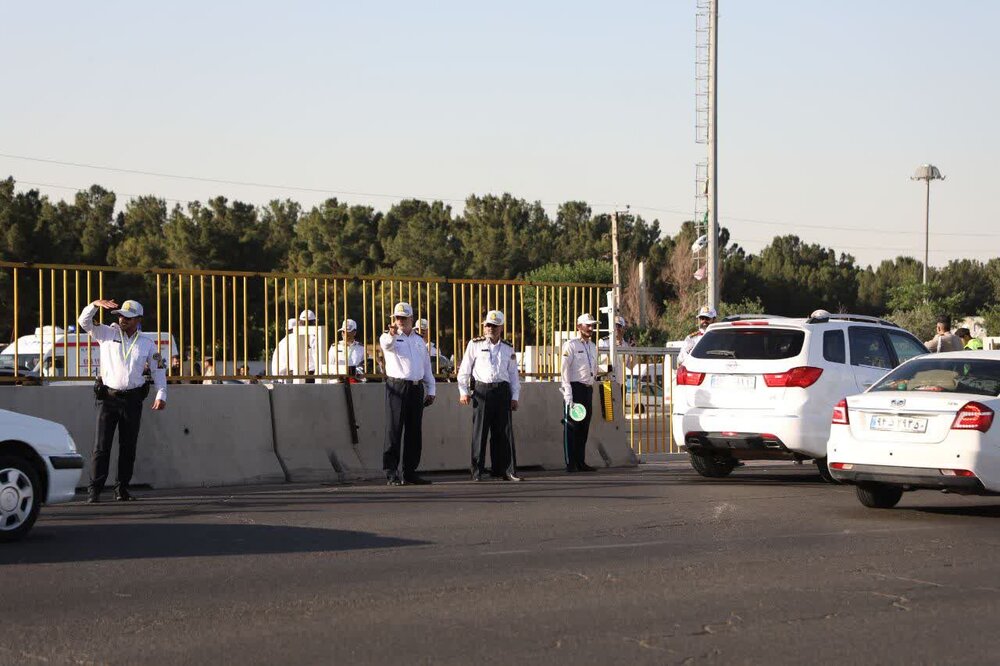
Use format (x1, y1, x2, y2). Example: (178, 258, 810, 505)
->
(387, 377, 422, 386)
(106, 386, 145, 398)
(476, 381, 509, 388)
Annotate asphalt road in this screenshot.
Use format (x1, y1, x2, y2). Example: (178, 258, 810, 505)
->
(4, 462, 1000, 665)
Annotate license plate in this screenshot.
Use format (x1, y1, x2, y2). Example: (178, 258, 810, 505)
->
(710, 375, 756, 390)
(869, 415, 928, 433)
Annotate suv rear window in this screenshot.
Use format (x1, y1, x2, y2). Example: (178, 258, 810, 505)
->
(872, 358, 1000, 397)
(691, 329, 805, 360)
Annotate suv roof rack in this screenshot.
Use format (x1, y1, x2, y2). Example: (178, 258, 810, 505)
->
(719, 314, 788, 322)
(805, 313, 898, 326)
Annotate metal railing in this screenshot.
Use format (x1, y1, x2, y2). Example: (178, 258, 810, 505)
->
(612, 347, 679, 454)
(0, 261, 611, 383)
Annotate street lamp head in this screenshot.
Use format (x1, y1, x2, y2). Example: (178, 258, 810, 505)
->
(911, 164, 945, 181)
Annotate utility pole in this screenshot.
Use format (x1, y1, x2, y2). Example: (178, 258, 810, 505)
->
(911, 164, 945, 287)
(706, 0, 720, 309)
(611, 209, 623, 311)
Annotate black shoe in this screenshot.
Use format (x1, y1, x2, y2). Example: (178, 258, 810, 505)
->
(502, 473, 522, 482)
(578, 464, 597, 472)
(472, 471, 485, 482)
(386, 475, 403, 486)
(565, 465, 578, 473)
(403, 474, 432, 485)
(87, 490, 101, 504)
(114, 488, 136, 501)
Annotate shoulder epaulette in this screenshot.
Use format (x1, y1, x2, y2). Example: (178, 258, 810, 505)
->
(472, 336, 486, 342)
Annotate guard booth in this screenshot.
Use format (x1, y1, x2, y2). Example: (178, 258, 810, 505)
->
(612, 347, 680, 455)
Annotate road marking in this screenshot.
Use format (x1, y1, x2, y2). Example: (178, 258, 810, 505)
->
(480, 525, 939, 557)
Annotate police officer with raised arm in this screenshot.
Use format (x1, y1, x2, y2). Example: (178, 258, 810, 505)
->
(560, 313, 599, 473)
(78, 299, 167, 502)
(458, 310, 521, 482)
(380, 302, 435, 486)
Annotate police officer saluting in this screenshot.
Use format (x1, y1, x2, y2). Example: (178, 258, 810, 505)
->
(458, 310, 521, 482)
(78, 299, 167, 503)
(561, 313, 599, 473)
(380, 302, 435, 486)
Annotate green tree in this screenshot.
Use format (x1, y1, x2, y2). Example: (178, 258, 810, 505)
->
(457, 194, 554, 279)
(379, 199, 460, 277)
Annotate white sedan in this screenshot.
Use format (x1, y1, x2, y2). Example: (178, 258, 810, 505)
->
(1, 409, 83, 541)
(828, 351, 1000, 508)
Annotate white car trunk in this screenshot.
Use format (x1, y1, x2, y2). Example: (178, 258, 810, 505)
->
(846, 392, 971, 445)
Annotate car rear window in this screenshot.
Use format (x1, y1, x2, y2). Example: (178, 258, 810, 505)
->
(871, 358, 1000, 397)
(691, 328, 805, 360)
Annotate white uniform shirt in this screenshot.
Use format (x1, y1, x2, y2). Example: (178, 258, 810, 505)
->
(78, 304, 167, 402)
(379, 330, 436, 396)
(560, 337, 597, 405)
(457, 337, 520, 400)
(676, 330, 704, 366)
(328, 340, 366, 373)
(270, 331, 319, 377)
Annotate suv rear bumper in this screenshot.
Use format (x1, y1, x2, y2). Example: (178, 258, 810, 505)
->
(830, 463, 990, 494)
(680, 409, 827, 459)
(684, 431, 803, 461)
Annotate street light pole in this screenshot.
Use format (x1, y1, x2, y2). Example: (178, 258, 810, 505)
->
(911, 164, 945, 287)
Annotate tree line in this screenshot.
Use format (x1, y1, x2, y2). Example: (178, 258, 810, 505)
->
(2, 176, 998, 345)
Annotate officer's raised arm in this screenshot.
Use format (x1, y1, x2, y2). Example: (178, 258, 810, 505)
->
(78, 299, 119, 342)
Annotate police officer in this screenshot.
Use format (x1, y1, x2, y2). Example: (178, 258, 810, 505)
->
(78, 299, 167, 503)
(561, 313, 599, 473)
(676, 305, 717, 366)
(380, 302, 436, 486)
(598, 315, 634, 385)
(458, 310, 521, 482)
(329, 318, 366, 379)
(414, 319, 439, 357)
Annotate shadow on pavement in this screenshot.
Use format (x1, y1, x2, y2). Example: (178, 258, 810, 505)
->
(0, 523, 430, 565)
(911, 504, 1000, 518)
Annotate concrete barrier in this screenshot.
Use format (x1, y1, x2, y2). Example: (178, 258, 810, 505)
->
(0, 380, 635, 488)
(0, 385, 286, 488)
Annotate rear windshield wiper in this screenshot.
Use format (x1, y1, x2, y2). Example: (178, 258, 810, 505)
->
(705, 349, 736, 358)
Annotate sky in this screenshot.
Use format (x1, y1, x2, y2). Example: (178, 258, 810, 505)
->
(2, 1, 998, 269)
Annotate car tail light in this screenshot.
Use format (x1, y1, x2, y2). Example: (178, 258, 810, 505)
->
(829, 462, 852, 470)
(951, 401, 994, 432)
(676, 365, 705, 386)
(763, 366, 824, 388)
(940, 469, 977, 477)
(831, 398, 849, 425)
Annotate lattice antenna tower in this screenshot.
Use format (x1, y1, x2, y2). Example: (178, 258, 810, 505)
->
(692, 0, 712, 306)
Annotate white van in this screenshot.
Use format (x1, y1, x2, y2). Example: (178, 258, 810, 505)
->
(0, 326, 178, 379)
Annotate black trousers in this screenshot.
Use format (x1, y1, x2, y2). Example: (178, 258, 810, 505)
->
(91, 391, 145, 492)
(383, 378, 425, 477)
(563, 382, 593, 470)
(470, 381, 516, 477)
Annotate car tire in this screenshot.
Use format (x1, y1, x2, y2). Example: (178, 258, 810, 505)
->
(0, 455, 42, 543)
(632, 404, 646, 415)
(688, 452, 737, 478)
(815, 457, 838, 484)
(855, 483, 903, 509)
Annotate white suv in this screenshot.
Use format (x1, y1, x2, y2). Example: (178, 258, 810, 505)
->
(1, 409, 83, 542)
(672, 314, 927, 480)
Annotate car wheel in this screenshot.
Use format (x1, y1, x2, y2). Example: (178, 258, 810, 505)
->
(632, 404, 646, 415)
(688, 452, 737, 478)
(855, 483, 903, 509)
(815, 457, 838, 484)
(0, 455, 42, 543)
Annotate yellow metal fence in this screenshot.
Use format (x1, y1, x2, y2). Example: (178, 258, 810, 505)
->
(0, 261, 610, 383)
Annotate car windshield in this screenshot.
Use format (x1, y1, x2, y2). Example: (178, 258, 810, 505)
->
(691, 329, 805, 360)
(871, 358, 1000, 397)
(0, 353, 40, 373)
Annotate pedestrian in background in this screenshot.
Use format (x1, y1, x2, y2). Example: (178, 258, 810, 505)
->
(560, 313, 599, 473)
(924, 315, 964, 353)
(380, 302, 436, 486)
(78, 299, 167, 503)
(458, 310, 521, 482)
(955, 327, 984, 350)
